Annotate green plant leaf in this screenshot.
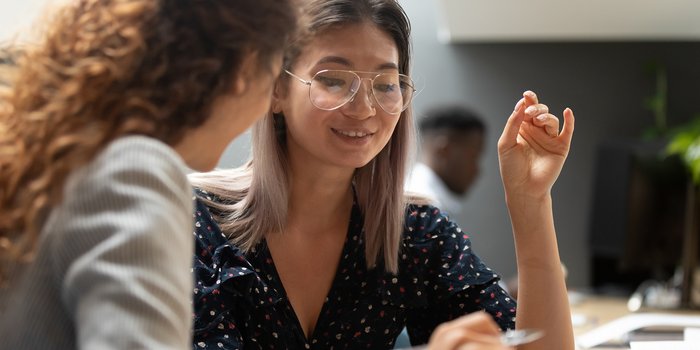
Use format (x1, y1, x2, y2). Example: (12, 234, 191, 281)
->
(665, 115, 700, 184)
(667, 133, 696, 156)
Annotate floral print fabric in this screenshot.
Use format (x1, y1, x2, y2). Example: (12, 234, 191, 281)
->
(192, 190, 516, 349)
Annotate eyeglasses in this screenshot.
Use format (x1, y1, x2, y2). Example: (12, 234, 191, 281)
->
(284, 69, 415, 115)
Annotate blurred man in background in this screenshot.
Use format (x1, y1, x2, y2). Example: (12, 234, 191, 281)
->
(407, 105, 486, 217)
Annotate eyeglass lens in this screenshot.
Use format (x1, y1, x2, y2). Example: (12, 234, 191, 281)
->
(309, 70, 414, 114)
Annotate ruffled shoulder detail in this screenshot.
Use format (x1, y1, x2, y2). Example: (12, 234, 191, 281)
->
(210, 243, 282, 306)
(192, 196, 282, 333)
(193, 187, 218, 202)
(400, 203, 502, 300)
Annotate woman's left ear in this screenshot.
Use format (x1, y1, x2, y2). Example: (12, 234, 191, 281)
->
(271, 80, 285, 113)
(271, 101, 282, 114)
(233, 75, 248, 95)
(232, 52, 259, 94)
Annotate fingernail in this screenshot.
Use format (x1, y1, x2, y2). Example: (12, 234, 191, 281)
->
(537, 114, 547, 121)
(525, 106, 537, 115)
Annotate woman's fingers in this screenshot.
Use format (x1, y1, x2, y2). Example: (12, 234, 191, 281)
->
(498, 98, 526, 152)
(439, 312, 501, 335)
(531, 113, 559, 137)
(457, 343, 514, 350)
(428, 312, 510, 350)
(429, 329, 506, 350)
(524, 104, 549, 120)
(560, 107, 575, 144)
(523, 90, 538, 105)
(500, 91, 545, 147)
(500, 91, 571, 150)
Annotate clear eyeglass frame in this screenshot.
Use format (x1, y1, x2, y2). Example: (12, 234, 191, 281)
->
(285, 69, 416, 115)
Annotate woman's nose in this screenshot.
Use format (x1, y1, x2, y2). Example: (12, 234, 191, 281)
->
(343, 79, 376, 119)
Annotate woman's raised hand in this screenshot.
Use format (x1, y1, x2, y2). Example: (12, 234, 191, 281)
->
(497, 90, 575, 199)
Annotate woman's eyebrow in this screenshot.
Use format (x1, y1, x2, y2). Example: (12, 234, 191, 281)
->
(315, 56, 399, 71)
(376, 62, 399, 70)
(316, 56, 352, 67)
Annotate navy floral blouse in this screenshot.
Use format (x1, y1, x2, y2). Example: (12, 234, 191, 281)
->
(192, 190, 516, 350)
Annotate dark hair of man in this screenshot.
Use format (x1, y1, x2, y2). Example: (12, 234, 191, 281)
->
(419, 106, 485, 137)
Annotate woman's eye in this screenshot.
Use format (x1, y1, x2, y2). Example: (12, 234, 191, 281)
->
(316, 76, 346, 88)
(375, 83, 397, 93)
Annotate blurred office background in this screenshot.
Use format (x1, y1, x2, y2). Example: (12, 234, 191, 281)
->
(223, 0, 700, 292)
(386, 0, 700, 292)
(3, 0, 700, 293)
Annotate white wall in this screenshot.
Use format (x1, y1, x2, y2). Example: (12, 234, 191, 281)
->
(0, 0, 67, 45)
(435, 0, 700, 42)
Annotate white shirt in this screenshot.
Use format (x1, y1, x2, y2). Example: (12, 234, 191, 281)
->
(405, 162, 464, 217)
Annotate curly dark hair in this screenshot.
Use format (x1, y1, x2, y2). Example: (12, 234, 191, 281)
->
(0, 0, 297, 278)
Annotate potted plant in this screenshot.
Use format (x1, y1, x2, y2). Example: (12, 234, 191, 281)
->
(666, 116, 700, 308)
(589, 62, 695, 302)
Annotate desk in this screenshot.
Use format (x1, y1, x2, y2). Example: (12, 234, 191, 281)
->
(572, 295, 631, 336)
(572, 294, 631, 349)
(571, 293, 700, 349)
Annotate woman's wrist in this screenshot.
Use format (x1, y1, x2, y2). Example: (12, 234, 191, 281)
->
(504, 190, 552, 207)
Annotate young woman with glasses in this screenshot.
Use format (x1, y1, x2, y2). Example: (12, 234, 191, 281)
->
(0, 0, 296, 348)
(189, 0, 575, 349)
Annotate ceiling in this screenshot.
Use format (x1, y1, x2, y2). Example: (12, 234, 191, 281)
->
(433, 0, 700, 43)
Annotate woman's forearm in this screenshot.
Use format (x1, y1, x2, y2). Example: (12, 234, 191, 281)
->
(506, 193, 574, 350)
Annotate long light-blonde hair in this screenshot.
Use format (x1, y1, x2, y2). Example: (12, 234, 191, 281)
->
(190, 0, 415, 274)
(0, 0, 296, 281)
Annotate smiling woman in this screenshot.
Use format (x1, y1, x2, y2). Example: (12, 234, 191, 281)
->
(187, 0, 575, 349)
(280, 22, 406, 176)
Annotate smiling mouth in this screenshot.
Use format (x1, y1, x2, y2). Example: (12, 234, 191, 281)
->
(332, 128, 373, 138)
